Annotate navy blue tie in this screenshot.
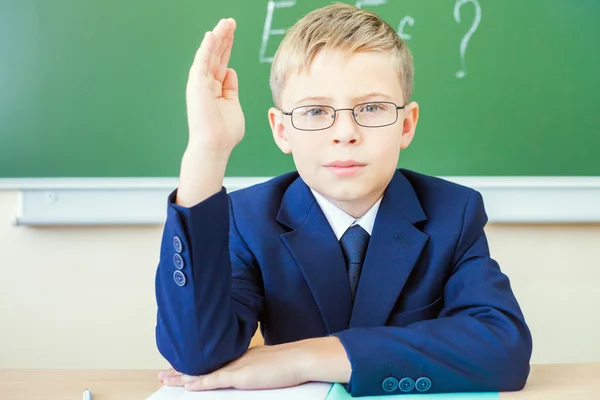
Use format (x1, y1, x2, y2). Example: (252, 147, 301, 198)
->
(339, 225, 370, 303)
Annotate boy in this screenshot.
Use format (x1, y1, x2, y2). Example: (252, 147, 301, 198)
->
(155, 3, 532, 397)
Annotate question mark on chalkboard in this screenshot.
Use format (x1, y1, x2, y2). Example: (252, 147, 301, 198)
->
(454, 0, 481, 79)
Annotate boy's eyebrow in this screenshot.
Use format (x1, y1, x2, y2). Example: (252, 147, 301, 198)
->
(293, 92, 393, 106)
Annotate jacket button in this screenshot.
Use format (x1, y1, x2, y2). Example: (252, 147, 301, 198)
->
(399, 377, 415, 392)
(173, 236, 183, 253)
(415, 377, 432, 392)
(381, 377, 398, 393)
(173, 253, 184, 270)
(173, 270, 187, 287)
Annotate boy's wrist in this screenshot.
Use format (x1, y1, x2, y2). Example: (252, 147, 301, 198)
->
(293, 336, 352, 384)
(184, 140, 233, 163)
(176, 144, 232, 207)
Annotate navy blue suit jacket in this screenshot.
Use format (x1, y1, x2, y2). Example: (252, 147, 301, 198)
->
(155, 169, 532, 397)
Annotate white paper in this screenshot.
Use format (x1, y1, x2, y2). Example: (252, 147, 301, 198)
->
(146, 386, 186, 400)
(146, 382, 333, 400)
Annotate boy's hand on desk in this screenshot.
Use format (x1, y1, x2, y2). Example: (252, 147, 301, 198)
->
(159, 337, 351, 391)
(158, 368, 184, 384)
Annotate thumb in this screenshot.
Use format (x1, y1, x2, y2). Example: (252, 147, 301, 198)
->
(222, 68, 239, 101)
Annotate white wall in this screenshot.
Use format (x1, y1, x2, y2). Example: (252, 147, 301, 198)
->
(1, 189, 599, 369)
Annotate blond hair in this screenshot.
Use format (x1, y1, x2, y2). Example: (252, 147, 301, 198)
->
(269, 2, 414, 109)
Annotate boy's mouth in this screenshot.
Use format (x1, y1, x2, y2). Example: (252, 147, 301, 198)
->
(324, 160, 367, 177)
(325, 160, 365, 168)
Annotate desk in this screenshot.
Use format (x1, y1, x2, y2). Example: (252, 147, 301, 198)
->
(1, 364, 598, 399)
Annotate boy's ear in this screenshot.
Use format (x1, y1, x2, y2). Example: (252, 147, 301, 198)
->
(400, 101, 419, 150)
(268, 107, 292, 154)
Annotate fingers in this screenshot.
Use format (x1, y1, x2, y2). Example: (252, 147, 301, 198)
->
(192, 31, 215, 78)
(215, 19, 236, 83)
(216, 40, 232, 82)
(222, 18, 236, 68)
(185, 370, 238, 391)
(222, 68, 239, 101)
(190, 18, 236, 80)
(162, 375, 185, 387)
(163, 374, 200, 387)
(208, 19, 233, 79)
(158, 368, 180, 380)
(158, 368, 187, 387)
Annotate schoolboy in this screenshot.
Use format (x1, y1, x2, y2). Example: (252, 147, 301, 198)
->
(155, 3, 532, 397)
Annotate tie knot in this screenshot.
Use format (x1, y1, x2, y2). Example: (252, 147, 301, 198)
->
(339, 225, 370, 266)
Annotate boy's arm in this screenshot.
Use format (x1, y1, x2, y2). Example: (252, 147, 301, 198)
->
(155, 18, 257, 376)
(329, 190, 533, 396)
(155, 186, 264, 376)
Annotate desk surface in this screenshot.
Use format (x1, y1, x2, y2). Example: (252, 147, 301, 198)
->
(1, 363, 598, 400)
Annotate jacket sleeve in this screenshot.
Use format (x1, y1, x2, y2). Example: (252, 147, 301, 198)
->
(332, 190, 533, 396)
(154, 188, 264, 376)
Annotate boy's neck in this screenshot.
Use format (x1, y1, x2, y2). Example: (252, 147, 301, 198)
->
(325, 188, 385, 220)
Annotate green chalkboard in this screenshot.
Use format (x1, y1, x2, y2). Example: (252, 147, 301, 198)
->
(1, 0, 599, 177)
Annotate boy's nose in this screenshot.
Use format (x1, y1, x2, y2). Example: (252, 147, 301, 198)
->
(331, 110, 361, 144)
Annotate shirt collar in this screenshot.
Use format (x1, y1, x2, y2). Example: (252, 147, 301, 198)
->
(310, 188, 382, 241)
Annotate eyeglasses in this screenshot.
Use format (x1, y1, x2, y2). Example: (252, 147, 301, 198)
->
(279, 101, 406, 131)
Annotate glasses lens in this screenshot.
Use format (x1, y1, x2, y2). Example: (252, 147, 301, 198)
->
(292, 106, 335, 130)
(354, 102, 397, 127)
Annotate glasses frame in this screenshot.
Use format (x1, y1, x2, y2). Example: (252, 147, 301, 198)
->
(279, 101, 406, 131)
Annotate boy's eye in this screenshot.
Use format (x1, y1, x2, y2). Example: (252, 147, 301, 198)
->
(360, 103, 386, 113)
(299, 107, 330, 117)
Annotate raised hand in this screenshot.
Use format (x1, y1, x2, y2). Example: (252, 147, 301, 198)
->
(186, 18, 245, 153)
(176, 18, 245, 207)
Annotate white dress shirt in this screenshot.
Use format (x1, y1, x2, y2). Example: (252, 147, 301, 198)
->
(310, 189, 382, 240)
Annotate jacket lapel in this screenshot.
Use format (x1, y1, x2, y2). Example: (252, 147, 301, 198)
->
(349, 170, 429, 328)
(276, 176, 352, 335)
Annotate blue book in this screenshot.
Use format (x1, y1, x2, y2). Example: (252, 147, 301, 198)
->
(326, 383, 500, 399)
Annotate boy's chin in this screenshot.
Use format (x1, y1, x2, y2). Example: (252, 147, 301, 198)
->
(317, 184, 378, 203)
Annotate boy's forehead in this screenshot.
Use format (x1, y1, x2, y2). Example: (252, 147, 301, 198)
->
(281, 50, 403, 107)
